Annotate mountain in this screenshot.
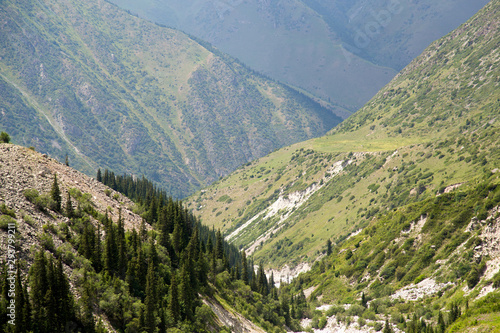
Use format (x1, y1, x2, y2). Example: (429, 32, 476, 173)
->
(0, 142, 305, 332)
(109, 0, 489, 110)
(0, 0, 341, 198)
(185, 1, 500, 330)
(186, 0, 500, 270)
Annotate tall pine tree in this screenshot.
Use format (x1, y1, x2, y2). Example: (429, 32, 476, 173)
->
(51, 174, 62, 212)
(144, 262, 157, 333)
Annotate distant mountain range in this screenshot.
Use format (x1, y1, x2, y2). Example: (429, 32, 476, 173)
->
(110, 0, 489, 111)
(0, 0, 341, 198)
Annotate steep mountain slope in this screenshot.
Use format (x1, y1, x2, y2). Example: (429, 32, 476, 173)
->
(110, 0, 489, 110)
(186, 0, 500, 272)
(0, 142, 296, 332)
(291, 176, 500, 332)
(0, 0, 341, 198)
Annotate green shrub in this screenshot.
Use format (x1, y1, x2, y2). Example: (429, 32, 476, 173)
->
(0, 215, 16, 230)
(0, 203, 16, 218)
(40, 232, 55, 252)
(492, 270, 500, 288)
(24, 188, 40, 203)
(24, 189, 55, 211)
(467, 269, 480, 289)
(347, 304, 366, 317)
(373, 322, 383, 331)
(318, 316, 327, 329)
(23, 214, 36, 226)
(0, 131, 10, 143)
(380, 263, 396, 280)
(325, 306, 345, 317)
(414, 274, 426, 284)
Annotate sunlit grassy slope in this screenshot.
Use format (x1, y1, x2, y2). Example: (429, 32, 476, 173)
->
(186, 0, 500, 268)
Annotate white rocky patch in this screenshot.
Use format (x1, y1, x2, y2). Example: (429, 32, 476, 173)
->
(294, 315, 400, 333)
(227, 159, 352, 249)
(390, 278, 453, 301)
(266, 263, 313, 288)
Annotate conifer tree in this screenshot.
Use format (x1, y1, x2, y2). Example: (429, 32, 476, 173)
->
(45, 259, 58, 330)
(65, 191, 74, 218)
(438, 311, 446, 333)
(117, 209, 127, 278)
(172, 220, 182, 256)
(144, 262, 157, 333)
(15, 264, 29, 333)
(55, 257, 74, 328)
(280, 295, 291, 327)
(30, 251, 49, 331)
(159, 206, 170, 247)
(215, 229, 224, 260)
(206, 236, 213, 255)
(210, 248, 217, 284)
(383, 318, 393, 333)
(196, 250, 208, 287)
(96, 168, 102, 182)
(241, 251, 248, 284)
(140, 218, 148, 242)
(327, 239, 332, 256)
(51, 173, 62, 212)
(169, 275, 180, 324)
(0, 131, 10, 143)
(269, 271, 275, 290)
(105, 222, 118, 275)
(80, 223, 96, 261)
(179, 264, 194, 320)
(257, 264, 268, 295)
(81, 270, 95, 332)
(93, 223, 102, 273)
(103, 169, 109, 185)
(21, 279, 32, 332)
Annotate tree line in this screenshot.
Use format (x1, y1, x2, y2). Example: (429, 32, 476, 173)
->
(0, 170, 300, 332)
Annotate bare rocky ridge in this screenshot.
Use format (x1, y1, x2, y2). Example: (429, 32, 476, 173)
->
(0, 143, 143, 232)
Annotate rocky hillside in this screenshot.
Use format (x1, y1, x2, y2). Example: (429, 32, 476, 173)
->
(0, 0, 341, 198)
(0, 142, 309, 333)
(186, 0, 500, 272)
(0, 143, 144, 260)
(288, 172, 500, 332)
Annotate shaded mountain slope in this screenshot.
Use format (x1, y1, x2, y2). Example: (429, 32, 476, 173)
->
(0, 0, 341, 198)
(110, 0, 489, 110)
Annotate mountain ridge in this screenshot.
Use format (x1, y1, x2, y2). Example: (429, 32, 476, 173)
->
(0, 0, 341, 198)
(186, 0, 500, 271)
(110, 0, 490, 110)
